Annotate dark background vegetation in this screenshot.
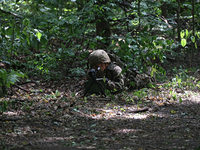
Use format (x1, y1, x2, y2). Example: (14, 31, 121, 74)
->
(1, 0, 200, 92)
(0, 0, 200, 150)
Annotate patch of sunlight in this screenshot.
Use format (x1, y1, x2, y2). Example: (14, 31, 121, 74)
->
(124, 113, 148, 119)
(3, 111, 18, 116)
(185, 91, 200, 102)
(115, 129, 143, 134)
(87, 108, 150, 120)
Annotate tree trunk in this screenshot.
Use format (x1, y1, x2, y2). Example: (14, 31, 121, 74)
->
(161, 2, 167, 18)
(176, 0, 181, 67)
(138, 0, 140, 31)
(95, 0, 111, 49)
(191, 0, 195, 67)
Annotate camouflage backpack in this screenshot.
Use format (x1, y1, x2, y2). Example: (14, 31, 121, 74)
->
(107, 51, 155, 90)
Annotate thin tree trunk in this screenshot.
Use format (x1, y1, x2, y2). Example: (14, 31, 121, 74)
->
(138, 0, 140, 31)
(95, 0, 111, 49)
(177, 0, 181, 67)
(161, 2, 167, 18)
(191, 0, 195, 67)
(11, 16, 16, 67)
(136, 0, 140, 39)
(125, 6, 129, 32)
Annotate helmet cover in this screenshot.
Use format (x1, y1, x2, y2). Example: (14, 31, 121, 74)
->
(89, 49, 111, 67)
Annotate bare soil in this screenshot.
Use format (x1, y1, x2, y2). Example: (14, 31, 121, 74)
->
(0, 74, 200, 150)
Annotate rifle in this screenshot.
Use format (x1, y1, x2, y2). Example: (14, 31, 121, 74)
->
(84, 67, 106, 97)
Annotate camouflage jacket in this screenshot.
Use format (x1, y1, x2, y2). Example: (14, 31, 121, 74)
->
(87, 62, 155, 92)
(104, 62, 124, 91)
(87, 62, 125, 91)
(104, 64, 154, 91)
(125, 68, 155, 90)
(108, 52, 155, 90)
(104, 62, 154, 91)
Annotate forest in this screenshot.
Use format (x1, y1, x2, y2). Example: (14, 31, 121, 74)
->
(0, 0, 200, 149)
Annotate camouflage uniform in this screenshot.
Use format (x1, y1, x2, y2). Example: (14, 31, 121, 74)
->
(108, 51, 155, 90)
(87, 49, 124, 91)
(87, 49, 154, 92)
(95, 62, 125, 91)
(125, 68, 154, 90)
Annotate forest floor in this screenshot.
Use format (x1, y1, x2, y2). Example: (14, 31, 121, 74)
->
(0, 70, 200, 150)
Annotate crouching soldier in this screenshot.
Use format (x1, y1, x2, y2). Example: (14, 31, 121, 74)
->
(86, 49, 125, 93)
(85, 49, 154, 95)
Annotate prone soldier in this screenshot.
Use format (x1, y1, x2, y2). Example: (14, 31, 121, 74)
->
(85, 49, 155, 94)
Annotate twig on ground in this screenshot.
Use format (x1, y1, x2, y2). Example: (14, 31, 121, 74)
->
(86, 97, 111, 101)
(17, 81, 39, 86)
(127, 107, 149, 113)
(13, 84, 30, 92)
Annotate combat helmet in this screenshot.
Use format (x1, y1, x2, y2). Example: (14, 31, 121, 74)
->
(89, 49, 111, 67)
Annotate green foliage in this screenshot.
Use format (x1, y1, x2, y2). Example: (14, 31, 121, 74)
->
(0, 0, 200, 84)
(0, 100, 7, 113)
(0, 69, 26, 97)
(125, 95, 135, 104)
(0, 69, 25, 88)
(70, 67, 86, 76)
(172, 66, 189, 81)
(180, 29, 199, 49)
(133, 88, 147, 100)
(45, 90, 61, 99)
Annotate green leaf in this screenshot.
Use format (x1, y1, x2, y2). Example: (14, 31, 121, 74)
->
(196, 31, 200, 39)
(36, 32, 42, 41)
(178, 78, 181, 84)
(191, 36, 195, 43)
(171, 110, 176, 113)
(55, 90, 61, 97)
(181, 39, 186, 47)
(195, 42, 197, 49)
(23, 18, 31, 28)
(71, 92, 75, 97)
(15, 71, 26, 78)
(179, 97, 182, 103)
(151, 66, 156, 77)
(180, 31, 185, 38)
(40, 8, 46, 12)
(4, 70, 26, 88)
(40, 35, 48, 45)
(103, 76, 106, 82)
(130, 81, 135, 87)
(185, 29, 189, 38)
(96, 36, 103, 40)
(27, 35, 30, 45)
(0, 69, 7, 80)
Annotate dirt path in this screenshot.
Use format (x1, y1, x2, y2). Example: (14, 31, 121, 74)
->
(0, 78, 200, 150)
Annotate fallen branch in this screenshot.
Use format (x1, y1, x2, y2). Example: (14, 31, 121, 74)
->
(17, 81, 39, 86)
(13, 84, 30, 92)
(127, 107, 149, 113)
(86, 97, 111, 101)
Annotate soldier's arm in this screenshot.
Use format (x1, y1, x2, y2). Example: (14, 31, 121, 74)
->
(106, 65, 124, 91)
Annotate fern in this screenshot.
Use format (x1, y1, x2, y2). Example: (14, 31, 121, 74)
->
(0, 69, 27, 97)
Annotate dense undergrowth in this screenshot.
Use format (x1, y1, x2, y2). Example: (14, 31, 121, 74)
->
(1, 1, 200, 149)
